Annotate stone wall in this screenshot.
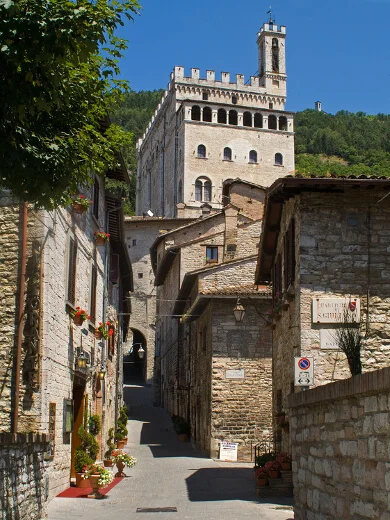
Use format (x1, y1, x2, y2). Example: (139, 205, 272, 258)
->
(288, 367, 390, 520)
(0, 432, 50, 520)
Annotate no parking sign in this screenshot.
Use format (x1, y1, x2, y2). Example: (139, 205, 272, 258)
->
(294, 357, 314, 386)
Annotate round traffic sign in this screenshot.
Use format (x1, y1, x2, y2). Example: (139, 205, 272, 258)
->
(298, 358, 310, 370)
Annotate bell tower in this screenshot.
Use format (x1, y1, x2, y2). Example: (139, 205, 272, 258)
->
(257, 16, 287, 98)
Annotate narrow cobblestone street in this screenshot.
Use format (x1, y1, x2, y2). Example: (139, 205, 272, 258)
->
(48, 385, 293, 520)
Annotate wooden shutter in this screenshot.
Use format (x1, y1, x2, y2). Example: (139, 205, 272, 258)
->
(109, 254, 120, 285)
(90, 264, 97, 323)
(67, 237, 77, 305)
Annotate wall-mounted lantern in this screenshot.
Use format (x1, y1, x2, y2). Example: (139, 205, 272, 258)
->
(233, 297, 246, 323)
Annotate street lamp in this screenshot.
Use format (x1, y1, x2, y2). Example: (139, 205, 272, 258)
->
(233, 297, 246, 323)
(97, 366, 106, 380)
(75, 348, 89, 370)
(138, 346, 145, 359)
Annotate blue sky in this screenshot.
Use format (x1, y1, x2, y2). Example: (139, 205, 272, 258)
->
(118, 0, 390, 115)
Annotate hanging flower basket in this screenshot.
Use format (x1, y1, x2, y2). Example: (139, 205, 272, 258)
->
(72, 195, 92, 214)
(70, 307, 90, 326)
(95, 231, 110, 246)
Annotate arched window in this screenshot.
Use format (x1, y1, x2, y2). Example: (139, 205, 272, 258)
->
(229, 110, 238, 125)
(191, 105, 201, 121)
(254, 113, 263, 128)
(243, 112, 252, 127)
(195, 177, 212, 202)
(203, 107, 212, 122)
(223, 147, 232, 161)
(272, 38, 279, 72)
(268, 115, 277, 130)
(279, 116, 287, 131)
(218, 109, 227, 124)
(249, 150, 258, 163)
(275, 153, 283, 166)
(197, 144, 206, 158)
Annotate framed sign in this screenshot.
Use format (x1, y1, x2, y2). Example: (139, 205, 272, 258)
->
(48, 403, 56, 459)
(220, 442, 238, 461)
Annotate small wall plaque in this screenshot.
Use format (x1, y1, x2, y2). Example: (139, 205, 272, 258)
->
(312, 298, 360, 324)
(225, 369, 245, 379)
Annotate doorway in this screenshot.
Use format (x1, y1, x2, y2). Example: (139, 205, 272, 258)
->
(123, 329, 146, 385)
(70, 381, 86, 479)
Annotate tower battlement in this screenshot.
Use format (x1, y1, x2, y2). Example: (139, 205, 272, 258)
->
(258, 23, 286, 36)
(170, 66, 269, 93)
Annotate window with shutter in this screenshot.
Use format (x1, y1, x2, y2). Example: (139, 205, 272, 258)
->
(90, 264, 97, 324)
(67, 237, 77, 305)
(110, 254, 120, 285)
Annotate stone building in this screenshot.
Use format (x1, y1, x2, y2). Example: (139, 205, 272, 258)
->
(0, 169, 132, 515)
(255, 176, 390, 451)
(128, 17, 295, 388)
(136, 20, 294, 218)
(151, 180, 273, 460)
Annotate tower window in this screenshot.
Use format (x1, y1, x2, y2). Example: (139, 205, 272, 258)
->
(272, 38, 279, 72)
(223, 147, 232, 161)
(269, 103, 273, 110)
(275, 153, 283, 166)
(203, 107, 212, 122)
(132, 239, 137, 246)
(268, 115, 277, 130)
(138, 273, 143, 279)
(243, 112, 252, 127)
(197, 144, 206, 158)
(249, 150, 258, 163)
(218, 109, 227, 124)
(254, 113, 263, 128)
(228, 110, 238, 126)
(231, 96, 238, 105)
(195, 177, 212, 202)
(279, 116, 288, 131)
(202, 92, 209, 101)
(191, 105, 201, 121)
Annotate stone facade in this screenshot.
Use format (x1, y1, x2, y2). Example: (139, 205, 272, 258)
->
(152, 181, 273, 460)
(256, 177, 390, 451)
(0, 433, 50, 520)
(288, 367, 390, 520)
(136, 21, 294, 218)
(0, 179, 131, 507)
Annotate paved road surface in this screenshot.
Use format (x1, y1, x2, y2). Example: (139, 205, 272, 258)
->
(48, 385, 294, 520)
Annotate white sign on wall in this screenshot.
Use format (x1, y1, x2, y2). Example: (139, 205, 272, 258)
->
(294, 357, 314, 387)
(219, 442, 238, 461)
(320, 329, 340, 350)
(225, 369, 245, 379)
(312, 298, 360, 324)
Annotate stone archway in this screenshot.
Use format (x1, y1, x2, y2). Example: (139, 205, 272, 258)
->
(123, 329, 147, 385)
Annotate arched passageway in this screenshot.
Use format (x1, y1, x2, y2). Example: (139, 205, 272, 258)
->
(123, 329, 146, 385)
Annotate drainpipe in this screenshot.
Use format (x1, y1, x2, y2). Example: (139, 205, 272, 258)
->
(12, 202, 28, 434)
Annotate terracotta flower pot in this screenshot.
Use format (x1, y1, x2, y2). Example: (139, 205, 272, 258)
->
(104, 459, 114, 468)
(116, 440, 126, 449)
(115, 460, 126, 477)
(256, 477, 268, 487)
(88, 474, 103, 499)
(95, 330, 103, 340)
(73, 315, 85, 326)
(268, 470, 279, 479)
(95, 236, 107, 246)
(75, 472, 90, 488)
(72, 202, 87, 214)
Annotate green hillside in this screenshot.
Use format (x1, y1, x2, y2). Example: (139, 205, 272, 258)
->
(111, 91, 390, 214)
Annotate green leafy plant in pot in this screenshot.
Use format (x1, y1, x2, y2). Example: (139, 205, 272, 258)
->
(74, 425, 99, 487)
(115, 405, 128, 447)
(104, 427, 115, 467)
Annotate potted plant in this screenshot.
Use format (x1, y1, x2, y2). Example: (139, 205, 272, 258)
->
(72, 195, 92, 214)
(84, 463, 114, 499)
(74, 449, 94, 488)
(115, 405, 128, 448)
(88, 414, 101, 436)
(112, 449, 137, 477)
(95, 322, 110, 340)
(94, 231, 110, 246)
(254, 451, 276, 468)
(70, 306, 90, 326)
(255, 466, 268, 487)
(276, 452, 292, 471)
(265, 459, 281, 479)
(171, 415, 190, 442)
(104, 427, 115, 467)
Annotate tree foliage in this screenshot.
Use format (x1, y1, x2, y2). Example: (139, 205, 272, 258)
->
(0, 0, 140, 208)
(295, 110, 390, 178)
(109, 89, 164, 214)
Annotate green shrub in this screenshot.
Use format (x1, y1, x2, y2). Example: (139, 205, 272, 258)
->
(254, 451, 276, 468)
(89, 414, 101, 436)
(78, 425, 99, 461)
(74, 448, 93, 473)
(105, 427, 115, 459)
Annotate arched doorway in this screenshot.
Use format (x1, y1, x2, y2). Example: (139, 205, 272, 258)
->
(123, 329, 146, 385)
